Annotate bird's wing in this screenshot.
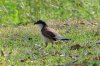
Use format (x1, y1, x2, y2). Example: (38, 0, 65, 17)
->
(46, 27, 71, 40)
(42, 27, 59, 41)
(47, 27, 64, 40)
(42, 27, 71, 41)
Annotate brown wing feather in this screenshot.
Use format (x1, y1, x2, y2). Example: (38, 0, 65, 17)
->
(42, 27, 57, 41)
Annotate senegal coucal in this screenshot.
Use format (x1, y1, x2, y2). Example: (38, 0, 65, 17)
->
(34, 20, 71, 47)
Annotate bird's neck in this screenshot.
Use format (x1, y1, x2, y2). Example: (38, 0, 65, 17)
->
(37, 24, 47, 31)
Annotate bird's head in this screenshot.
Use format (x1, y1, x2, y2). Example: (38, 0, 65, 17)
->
(34, 20, 47, 30)
(34, 20, 47, 25)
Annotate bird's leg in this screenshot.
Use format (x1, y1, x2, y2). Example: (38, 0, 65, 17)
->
(45, 42, 48, 47)
(51, 41, 54, 47)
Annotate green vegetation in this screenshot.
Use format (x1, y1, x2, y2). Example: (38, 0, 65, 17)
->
(0, 0, 100, 26)
(0, 0, 100, 66)
(0, 21, 100, 66)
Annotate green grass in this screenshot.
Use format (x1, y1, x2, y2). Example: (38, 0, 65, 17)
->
(0, 20, 100, 66)
(0, 0, 100, 26)
(0, 0, 100, 65)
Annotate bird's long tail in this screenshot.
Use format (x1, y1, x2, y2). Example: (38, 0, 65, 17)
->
(60, 38, 71, 40)
(55, 36, 71, 40)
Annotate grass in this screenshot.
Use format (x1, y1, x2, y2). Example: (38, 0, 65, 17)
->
(0, 0, 100, 26)
(0, 20, 100, 66)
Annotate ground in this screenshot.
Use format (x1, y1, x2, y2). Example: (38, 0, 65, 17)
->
(0, 20, 100, 66)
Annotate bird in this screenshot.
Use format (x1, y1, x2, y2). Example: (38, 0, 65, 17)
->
(34, 20, 71, 47)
